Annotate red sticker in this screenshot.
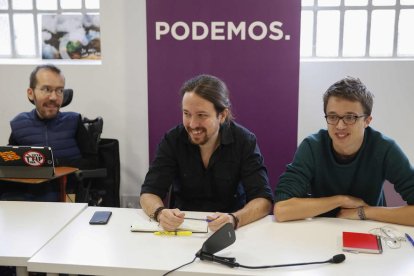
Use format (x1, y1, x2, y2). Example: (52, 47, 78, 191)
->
(23, 150, 45, 167)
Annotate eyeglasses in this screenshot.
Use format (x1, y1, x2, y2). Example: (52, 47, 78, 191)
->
(325, 114, 367, 125)
(35, 86, 64, 96)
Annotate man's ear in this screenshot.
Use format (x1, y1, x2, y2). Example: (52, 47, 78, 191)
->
(219, 109, 229, 124)
(364, 115, 372, 128)
(27, 88, 35, 101)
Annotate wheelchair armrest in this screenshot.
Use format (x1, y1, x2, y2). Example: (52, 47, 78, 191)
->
(75, 168, 107, 180)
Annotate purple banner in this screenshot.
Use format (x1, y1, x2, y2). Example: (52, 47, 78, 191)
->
(147, 0, 301, 189)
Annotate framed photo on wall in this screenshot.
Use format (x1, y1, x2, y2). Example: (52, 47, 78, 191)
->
(41, 14, 101, 60)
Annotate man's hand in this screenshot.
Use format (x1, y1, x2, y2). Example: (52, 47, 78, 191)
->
(339, 195, 368, 209)
(157, 208, 185, 231)
(207, 212, 235, 231)
(336, 195, 368, 220)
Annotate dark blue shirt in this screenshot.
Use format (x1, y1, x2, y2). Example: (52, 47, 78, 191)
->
(141, 121, 274, 212)
(9, 109, 97, 169)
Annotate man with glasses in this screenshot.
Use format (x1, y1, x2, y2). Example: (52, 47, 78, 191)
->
(0, 64, 97, 201)
(274, 76, 414, 226)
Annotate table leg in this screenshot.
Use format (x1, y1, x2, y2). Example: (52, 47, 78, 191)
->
(59, 175, 68, 202)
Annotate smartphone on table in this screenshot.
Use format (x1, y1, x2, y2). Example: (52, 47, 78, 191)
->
(89, 211, 112, 225)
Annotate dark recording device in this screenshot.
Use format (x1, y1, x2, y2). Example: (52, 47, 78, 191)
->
(89, 211, 112, 225)
(196, 223, 237, 267)
(198, 223, 236, 256)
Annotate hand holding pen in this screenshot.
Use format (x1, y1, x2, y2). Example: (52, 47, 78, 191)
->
(206, 212, 235, 232)
(183, 213, 231, 231)
(157, 208, 185, 231)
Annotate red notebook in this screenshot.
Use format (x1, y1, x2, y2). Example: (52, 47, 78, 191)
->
(342, 231, 383, 254)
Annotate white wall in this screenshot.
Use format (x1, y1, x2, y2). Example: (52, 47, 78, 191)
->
(0, 1, 412, 207)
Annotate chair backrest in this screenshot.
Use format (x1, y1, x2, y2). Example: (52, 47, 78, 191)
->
(77, 137, 120, 207)
(82, 116, 103, 153)
(96, 138, 121, 207)
(80, 110, 120, 207)
(28, 88, 73, 107)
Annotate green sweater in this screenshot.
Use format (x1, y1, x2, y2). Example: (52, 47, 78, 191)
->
(275, 127, 414, 215)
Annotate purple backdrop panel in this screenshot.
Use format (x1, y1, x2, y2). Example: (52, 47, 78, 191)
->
(147, 0, 300, 189)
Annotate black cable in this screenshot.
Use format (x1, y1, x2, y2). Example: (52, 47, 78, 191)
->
(237, 259, 334, 269)
(199, 253, 345, 269)
(162, 256, 197, 276)
(162, 252, 344, 274)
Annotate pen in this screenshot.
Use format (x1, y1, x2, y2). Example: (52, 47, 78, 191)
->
(153, 231, 192, 236)
(185, 217, 215, 223)
(405, 233, 414, 247)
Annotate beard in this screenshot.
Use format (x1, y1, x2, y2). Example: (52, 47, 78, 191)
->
(33, 96, 60, 119)
(186, 127, 209, 146)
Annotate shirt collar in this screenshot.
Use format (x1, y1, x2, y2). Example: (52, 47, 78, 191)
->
(220, 121, 234, 145)
(31, 108, 60, 122)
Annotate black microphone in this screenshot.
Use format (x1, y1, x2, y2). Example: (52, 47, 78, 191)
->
(198, 253, 346, 269)
(330, 254, 346, 264)
(195, 223, 346, 270)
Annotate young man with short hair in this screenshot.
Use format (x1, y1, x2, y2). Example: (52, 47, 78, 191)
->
(274, 76, 414, 226)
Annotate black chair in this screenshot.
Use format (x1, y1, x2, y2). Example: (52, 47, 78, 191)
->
(75, 116, 106, 205)
(29, 89, 121, 206)
(86, 137, 120, 207)
(76, 117, 120, 207)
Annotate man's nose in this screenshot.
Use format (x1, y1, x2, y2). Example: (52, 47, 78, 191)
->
(48, 91, 59, 100)
(336, 118, 347, 129)
(189, 117, 200, 128)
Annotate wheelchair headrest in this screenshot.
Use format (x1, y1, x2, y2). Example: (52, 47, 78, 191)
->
(28, 88, 73, 108)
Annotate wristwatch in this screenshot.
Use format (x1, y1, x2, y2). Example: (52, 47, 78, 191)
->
(357, 206, 366, 220)
(150, 206, 165, 222)
(228, 213, 239, 230)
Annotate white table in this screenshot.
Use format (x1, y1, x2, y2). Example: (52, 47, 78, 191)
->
(0, 201, 87, 276)
(28, 207, 414, 276)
